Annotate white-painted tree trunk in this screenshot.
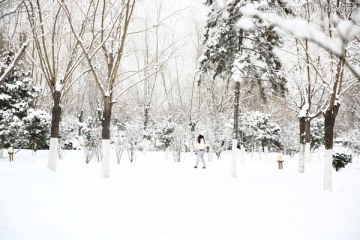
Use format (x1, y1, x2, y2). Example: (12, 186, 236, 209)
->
(240, 144, 245, 163)
(102, 139, 111, 178)
(258, 145, 262, 160)
(283, 146, 287, 155)
(208, 146, 213, 162)
(231, 139, 237, 178)
(264, 146, 268, 155)
(305, 142, 311, 164)
(324, 149, 333, 191)
(0, 149, 3, 158)
(298, 143, 305, 173)
(33, 151, 37, 164)
(165, 147, 169, 161)
(48, 138, 58, 171)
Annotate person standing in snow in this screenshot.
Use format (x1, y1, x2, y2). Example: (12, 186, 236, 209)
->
(194, 134, 206, 169)
(8, 144, 14, 162)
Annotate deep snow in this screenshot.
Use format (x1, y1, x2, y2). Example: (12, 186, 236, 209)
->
(0, 149, 359, 240)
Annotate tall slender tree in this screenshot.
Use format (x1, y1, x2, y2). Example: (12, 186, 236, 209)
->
(198, 0, 287, 177)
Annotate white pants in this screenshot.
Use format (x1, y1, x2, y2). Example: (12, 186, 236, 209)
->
(195, 150, 206, 167)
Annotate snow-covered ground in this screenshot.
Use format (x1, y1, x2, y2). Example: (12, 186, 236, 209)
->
(0, 149, 359, 240)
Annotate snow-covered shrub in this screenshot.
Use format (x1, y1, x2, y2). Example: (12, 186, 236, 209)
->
(59, 117, 82, 150)
(124, 118, 143, 162)
(332, 153, 352, 172)
(81, 116, 101, 163)
(344, 123, 360, 155)
(310, 118, 324, 151)
(239, 111, 281, 151)
(278, 119, 298, 154)
(205, 114, 232, 158)
(156, 117, 175, 150)
(170, 120, 187, 162)
(22, 109, 51, 149)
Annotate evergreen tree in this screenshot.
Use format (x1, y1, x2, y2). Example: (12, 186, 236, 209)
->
(310, 118, 324, 151)
(198, 0, 287, 99)
(22, 109, 51, 149)
(0, 50, 41, 147)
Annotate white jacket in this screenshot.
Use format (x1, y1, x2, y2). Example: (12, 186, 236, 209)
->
(195, 138, 206, 151)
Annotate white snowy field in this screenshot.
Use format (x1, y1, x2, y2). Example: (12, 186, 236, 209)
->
(0, 149, 359, 240)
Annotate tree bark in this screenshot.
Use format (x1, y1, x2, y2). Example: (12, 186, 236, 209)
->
(101, 96, 112, 140)
(50, 91, 62, 138)
(298, 116, 306, 173)
(324, 109, 336, 150)
(232, 81, 240, 178)
(323, 104, 340, 191)
(78, 110, 83, 136)
(48, 91, 62, 172)
(101, 96, 112, 178)
(233, 81, 240, 140)
(305, 118, 311, 163)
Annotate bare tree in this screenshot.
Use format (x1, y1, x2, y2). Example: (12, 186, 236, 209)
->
(60, 0, 151, 178)
(23, 0, 86, 171)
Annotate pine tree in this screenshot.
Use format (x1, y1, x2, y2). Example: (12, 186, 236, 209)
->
(198, 0, 287, 99)
(0, 50, 41, 147)
(198, 0, 288, 146)
(22, 109, 51, 149)
(198, 0, 288, 176)
(310, 118, 324, 152)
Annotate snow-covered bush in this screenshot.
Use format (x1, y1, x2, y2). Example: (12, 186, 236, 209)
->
(81, 116, 102, 163)
(59, 117, 83, 150)
(22, 109, 51, 149)
(332, 153, 352, 172)
(156, 117, 175, 150)
(205, 114, 232, 158)
(124, 118, 143, 162)
(310, 118, 324, 151)
(344, 123, 360, 155)
(170, 121, 187, 162)
(239, 111, 281, 151)
(278, 119, 298, 154)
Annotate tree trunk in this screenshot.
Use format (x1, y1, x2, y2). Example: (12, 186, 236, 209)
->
(323, 107, 337, 191)
(231, 139, 237, 178)
(298, 116, 306, 173)
(101, 96, 112, 178)
(305, 119, 311, 164)
(324, 109, 336, 150)
(101, 96, 112, 140)
(233, 81, 240, 140)
(78, 110, 83, 136)
(232, 81, 240, 178)
(144, 104, 150, 132)
(48, 91, 61, 172)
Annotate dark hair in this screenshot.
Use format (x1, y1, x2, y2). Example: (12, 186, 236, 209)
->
(197, 134, 205, 144)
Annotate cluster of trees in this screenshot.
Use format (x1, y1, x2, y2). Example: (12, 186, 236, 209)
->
(0, 0, 359, 190)
(204, 0, 360, 190)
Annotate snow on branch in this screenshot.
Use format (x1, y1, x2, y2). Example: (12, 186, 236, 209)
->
(239, 4, 360, 78)
(239, 4, 345, 55)
(0, 39, 29, 86)
(114, 66, 161, 101)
